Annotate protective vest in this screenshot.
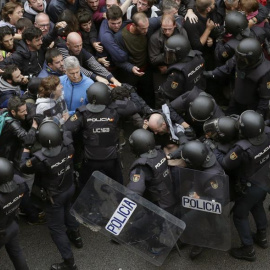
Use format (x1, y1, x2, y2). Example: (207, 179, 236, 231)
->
(0, 184, 24, 229)
(234, 58, 270, 105)
(78, 105, 119, 160)
(130, 149, 176, 209)
(33, 143, 74, 195)
(235, 127, 270, 183)
(167, 51, 205, 93)
(226, 38, 240, 51)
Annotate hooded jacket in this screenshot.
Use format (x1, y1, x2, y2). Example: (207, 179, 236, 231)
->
(0, 78, 22, 108)
(23, 0, 47, 23)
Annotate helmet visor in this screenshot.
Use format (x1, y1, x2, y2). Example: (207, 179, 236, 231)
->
(203, 118, 219, 140)
(164, 45, 177, 65)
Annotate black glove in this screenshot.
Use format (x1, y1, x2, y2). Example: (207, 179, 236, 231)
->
(203, 138, 217, 150)
(34, 114, 44, 126)
(203, 71, 215, 79)
(168, 145, 184, 160)
(184, 127, 196, 140)
(177, 131, 188, 145)
(23, 134, 36, 150)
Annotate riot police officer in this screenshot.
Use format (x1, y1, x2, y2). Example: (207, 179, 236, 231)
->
(0, 158, 29, 270)
(168, 140, 228, 259)
(206, 38, 270, 118)
(20, 120, 82, 270)
(158, 35, 206, 101)
(128, 129, 177, 212)
(170, 86, 224, 138)
(214, 110, 270, 261)
(215, 11, 270, 65)
(64, 82, 143, 188)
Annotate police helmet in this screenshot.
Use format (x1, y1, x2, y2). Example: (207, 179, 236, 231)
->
(0, 158, 16, 193)
(225, 11, 248, 37)
(203, 116, 238, 143)
(129, 129, 156, 157)
(181, 141, 216, 168)
(164, 35, 191, 65)
(235, 38, 263, 70)
(37, 120, 62, 148)
(86, 82, 111, 113)
(237, 110, 265, 145)
(189, 95, 215, 122)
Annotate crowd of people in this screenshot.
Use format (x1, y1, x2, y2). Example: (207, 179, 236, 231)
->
(1, 0, 270, 269)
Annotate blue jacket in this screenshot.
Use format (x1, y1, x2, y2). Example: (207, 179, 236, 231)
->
(60, 73, 94, 115)
(38, 63, 64, 78)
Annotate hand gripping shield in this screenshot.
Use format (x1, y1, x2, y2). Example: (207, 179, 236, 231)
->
(70, 171, 186, 266)
(173, 167, 231, 251)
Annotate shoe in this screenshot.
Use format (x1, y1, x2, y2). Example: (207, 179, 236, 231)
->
(253, 230, 268, 249)
(27, 216, 46, 225)
(189, 246, 203, 260)
(50, 262, 77, 270)
(230, 245, 256, 261)
(67, 229, 83, 248)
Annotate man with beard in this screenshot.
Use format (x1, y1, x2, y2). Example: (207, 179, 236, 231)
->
(0, 65, 28, 108)
(24, 0, 48, 23)
(38, 48, 65, 78)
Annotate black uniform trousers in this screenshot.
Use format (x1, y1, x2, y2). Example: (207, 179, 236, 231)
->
(0, 220, 29, 270)
(45, 184, 79, 260)
(79, 158, 123, 189)
(233, 184, 267, 246)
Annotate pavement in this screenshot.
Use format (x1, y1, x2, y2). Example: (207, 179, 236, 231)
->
(1, 123, 270, 270)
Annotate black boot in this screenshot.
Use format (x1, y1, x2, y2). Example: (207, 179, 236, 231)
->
(67, 229, 83, 248)
(253, 229, 268, 249)
(189, 246, 203, 260)
(51, 258, 78, 270)
(230, 245, 256, 261)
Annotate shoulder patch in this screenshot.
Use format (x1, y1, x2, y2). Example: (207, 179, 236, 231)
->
(70, 114, 78, 121)
(230, 152, 238, 160)
(222, 51, 228, 58)
(171, 81, 178, 89)
(132, 174, 140, 182)
(26, 159, 32, 167)
(210, 180, 218, 189)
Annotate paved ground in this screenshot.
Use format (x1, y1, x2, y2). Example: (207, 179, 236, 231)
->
(1, 123, 270, 270)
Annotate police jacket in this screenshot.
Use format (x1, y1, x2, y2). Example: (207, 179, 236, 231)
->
(159, 51, 205, 100)
(0, 112, 37, 170)
(170, 87, 224, 137)
(0, 177, 24, 230)
(128, 148, 177, 210)
(217, 126, 270, 184)
(64, 99, 140, 160)
(20, 132, 74, 196)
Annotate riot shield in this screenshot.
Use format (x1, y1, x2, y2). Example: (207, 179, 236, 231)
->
(173, 167, 231, 251)
(70, 171, 186, 266)
(248, 160, 270, 193)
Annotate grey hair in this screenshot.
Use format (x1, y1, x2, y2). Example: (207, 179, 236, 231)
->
(35, 12, 49, 23)
(162, 0, 180, 12)
(63, 56, 80, 70)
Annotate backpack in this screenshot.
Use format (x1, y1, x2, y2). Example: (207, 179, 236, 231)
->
(0, 111, 12, 135)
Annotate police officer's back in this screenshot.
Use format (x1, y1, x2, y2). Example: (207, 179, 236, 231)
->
(128, 129, 177, 213)
(215, 110, 270, 261)
(64, 82, 142, 188)
(20, 120, 82, 270)
(0, 158, 29, 270)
